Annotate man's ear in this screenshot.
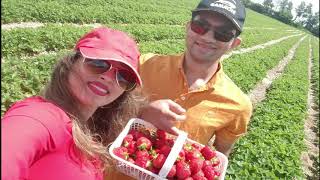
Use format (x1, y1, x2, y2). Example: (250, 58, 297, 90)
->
(231, 37, 241, 49)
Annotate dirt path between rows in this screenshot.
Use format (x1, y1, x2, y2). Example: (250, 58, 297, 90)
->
(247, 35, 319, 179)
(301, 38, 319, 180)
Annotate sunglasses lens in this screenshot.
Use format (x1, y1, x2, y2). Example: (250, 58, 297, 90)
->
(191, 20, 207, 35)
(84, 59, 111, 74)
(214, 31, 234, 42)
(116, 69, 137, 91)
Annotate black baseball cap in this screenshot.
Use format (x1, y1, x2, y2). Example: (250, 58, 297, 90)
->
(192, 0, 246, 32)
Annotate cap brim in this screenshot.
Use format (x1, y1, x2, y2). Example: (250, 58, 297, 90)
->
(79, 47, 142, 86)
(192, 8, 242, 32)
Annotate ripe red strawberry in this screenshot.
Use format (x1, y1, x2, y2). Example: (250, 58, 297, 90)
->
(147, 166, 160, 174)
(214, 171, 221, 177)
(159, 145, 171, 157)
(189, 158, 204, 175)
(167, 164, 176, 178)
(200, 146, 216, 160)
(176, 161, 191, 179)
(186, 149, 202, 161)
(156, 129, 167, 140)
(136, 137, 152, 150)
(211, 157, 220, 167)
(202, 165, 215, 180)
(192, 170, 206, 180)
(177, 149, 186, 161)
(183, 143, 193, 152)
(184, 177, 194, 180)
(152, 154, 166, 169)
(192, 143, 203, 151)
(113, 147, 129, 160)
(202, 160, 212, 169)
(135, 158, 152, 169)
(166, 139, 175, 147)
(127, 141, 137, 154)
(148, 149, 158, 160)
(136, 149, 149, 160)
(154, 138, 167, 149)
(122, 134, 133, 147)
(129, 129, 146, 140)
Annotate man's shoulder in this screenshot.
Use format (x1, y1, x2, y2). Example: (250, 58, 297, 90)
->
(219, 74, 252, 109)
(140, 53, 182, 64)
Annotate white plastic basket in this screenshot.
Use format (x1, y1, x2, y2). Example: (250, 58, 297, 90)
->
(109, 118, 228, 180)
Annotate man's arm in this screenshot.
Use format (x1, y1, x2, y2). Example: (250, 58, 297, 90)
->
(213, 135, 235, 157)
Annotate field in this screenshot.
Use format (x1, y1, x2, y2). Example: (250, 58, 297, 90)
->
(1, 0, 319, 179)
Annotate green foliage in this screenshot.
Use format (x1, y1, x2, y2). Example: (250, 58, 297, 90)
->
(226, 37, 310, 179)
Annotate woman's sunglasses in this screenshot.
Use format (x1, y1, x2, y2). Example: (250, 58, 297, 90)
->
(190, 18, 236, 42)
(83, 58, 137, 91)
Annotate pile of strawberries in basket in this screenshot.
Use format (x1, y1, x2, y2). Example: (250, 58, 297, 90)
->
(113, 128, 222, 179)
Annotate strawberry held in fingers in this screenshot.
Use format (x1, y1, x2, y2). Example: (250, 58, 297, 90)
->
(137, 137, 152, 150)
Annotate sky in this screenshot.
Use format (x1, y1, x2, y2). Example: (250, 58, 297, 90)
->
(250, 0, 319, 16)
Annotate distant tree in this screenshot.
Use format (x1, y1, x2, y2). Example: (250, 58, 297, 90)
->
(278, 0, 289, 12)
(277, 0, 293, 23)
(263, 0, 274, 13)
(303, 3, 312, 18)
(294, 1, 306, 21)
(242, 0, 252, 7)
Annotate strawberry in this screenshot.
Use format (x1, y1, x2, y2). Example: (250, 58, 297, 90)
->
(156, 129, 167, 140)
(159, 145, 171, 157)
(148, 148, 158, 160)
(211, 157, 220, 167)
(136, 149, 149, 160)
(135, 158, 152, 169)
(152, 154, 166, 169)
(183, 143, 193, 152)
(192, 170, 206, 180)
(184, 177, 194, 180)
(113, 147, 129, 160)
(154, 138, 167, 149)
(214, 171, 221, 177)
(202, 160, 212, 169)
(177, 149, 186, 161)
(166, 139, 175, 147)
(190, 158, 204, 175)
(200, 146, 216, 160)
(202, 165, 215, 180)
(129, 129, 146, 140)
(136, 137, 152, 150)
(192, 143, 203, 151)
(167, 164, 176, 178)
(186, 149, 202, 161)
(176, 161, 191, 179)
(147, 166, 160, 174)
(127, 141, 137, 154)
(122, 134, 133, 147)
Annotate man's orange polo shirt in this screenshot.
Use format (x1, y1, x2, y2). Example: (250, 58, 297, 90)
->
(139, 53, 252, 145)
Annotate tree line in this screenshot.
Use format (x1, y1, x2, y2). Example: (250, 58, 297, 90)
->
(242, 0, 319, 37)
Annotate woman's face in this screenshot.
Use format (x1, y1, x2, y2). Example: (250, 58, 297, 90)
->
(68, 57, 125, 113)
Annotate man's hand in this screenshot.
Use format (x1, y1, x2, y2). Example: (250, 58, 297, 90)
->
(139, 99, 186, 135)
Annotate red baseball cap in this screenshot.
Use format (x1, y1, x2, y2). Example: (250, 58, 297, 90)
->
(74, 27, 142, 86)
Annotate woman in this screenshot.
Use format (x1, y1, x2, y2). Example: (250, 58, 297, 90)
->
(2, 27, 147, 180)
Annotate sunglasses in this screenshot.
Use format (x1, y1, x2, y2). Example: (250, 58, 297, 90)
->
(83, 58, 137, 91)
(190, 18, 236, 42)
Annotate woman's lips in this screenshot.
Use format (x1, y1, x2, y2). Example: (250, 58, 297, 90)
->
(88, 81, 109, 96)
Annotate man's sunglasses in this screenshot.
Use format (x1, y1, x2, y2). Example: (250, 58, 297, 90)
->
(83, 58, 137, 91)
(190, 18, 236, 42)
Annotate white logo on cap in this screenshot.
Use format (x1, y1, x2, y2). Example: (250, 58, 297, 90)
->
(210, 0, 236, 15)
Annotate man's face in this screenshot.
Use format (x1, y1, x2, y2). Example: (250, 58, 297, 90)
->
(185, 11, 241, 64)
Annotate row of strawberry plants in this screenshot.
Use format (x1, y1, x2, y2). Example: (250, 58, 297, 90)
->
(226, 36, 310, 179)
(1, 0, 190, 25)
(223, 35, 303, 93)
(1, 23, 299, 58)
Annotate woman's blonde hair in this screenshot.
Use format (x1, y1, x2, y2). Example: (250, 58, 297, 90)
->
(41, 51, 147, 171)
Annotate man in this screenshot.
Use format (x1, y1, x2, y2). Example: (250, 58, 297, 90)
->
(139, 0, 252, 157)
(106, 0, 252, 179)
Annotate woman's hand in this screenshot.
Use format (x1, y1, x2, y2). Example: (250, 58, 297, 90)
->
(139, 99, 186, 135)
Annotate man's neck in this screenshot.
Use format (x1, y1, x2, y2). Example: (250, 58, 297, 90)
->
(183, 55, 219, 90)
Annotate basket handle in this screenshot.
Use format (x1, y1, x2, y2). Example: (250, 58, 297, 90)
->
(158, 131, 188, 178)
